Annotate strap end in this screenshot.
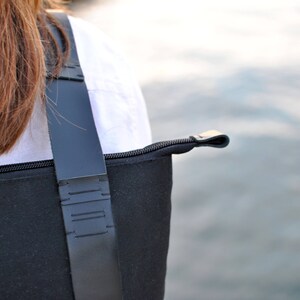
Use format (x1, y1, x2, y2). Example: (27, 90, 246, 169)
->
(190, 130, 230, 148)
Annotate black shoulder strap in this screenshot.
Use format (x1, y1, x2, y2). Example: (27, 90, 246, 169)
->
(46, 12, 123, 300)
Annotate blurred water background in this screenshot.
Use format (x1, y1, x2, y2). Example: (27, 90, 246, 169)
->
(71, 1, 300, 299)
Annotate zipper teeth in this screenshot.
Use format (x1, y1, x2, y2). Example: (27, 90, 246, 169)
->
(105, 138, 192, 159)
(0, 137, 193, 173)
(0, 160, 54, 173)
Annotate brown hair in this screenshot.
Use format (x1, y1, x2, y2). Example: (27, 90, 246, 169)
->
(0, 0, 69, 154)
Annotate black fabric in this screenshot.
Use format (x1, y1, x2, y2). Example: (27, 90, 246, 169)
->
(108, 156, 172, 300)
(0, 155, 172, 300)
(0, 168, 74, 299)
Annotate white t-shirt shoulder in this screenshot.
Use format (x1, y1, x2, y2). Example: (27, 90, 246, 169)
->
(0, 15, 151, 166)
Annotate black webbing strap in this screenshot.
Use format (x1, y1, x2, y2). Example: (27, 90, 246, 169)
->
(46, 12, 123, 300)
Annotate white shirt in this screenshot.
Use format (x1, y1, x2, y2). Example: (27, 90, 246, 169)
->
(0, 16, 151, 166)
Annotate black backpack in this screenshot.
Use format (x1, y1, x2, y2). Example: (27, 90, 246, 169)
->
(0, 13, 229, 300)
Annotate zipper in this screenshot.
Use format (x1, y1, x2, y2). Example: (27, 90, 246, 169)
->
(0, 130, 229, 174)
(105, 137, 192, 159)
(0, 137, 195, 173)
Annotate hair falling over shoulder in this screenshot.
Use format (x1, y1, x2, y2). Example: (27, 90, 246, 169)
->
(0, 0, 69, 154)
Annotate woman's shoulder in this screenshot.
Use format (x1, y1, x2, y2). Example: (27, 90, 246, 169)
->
(68, 15, 152, 154)
(68, 15, 129, 84)
(68, 15, 139, 96)
(0, 14, 151, 166)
